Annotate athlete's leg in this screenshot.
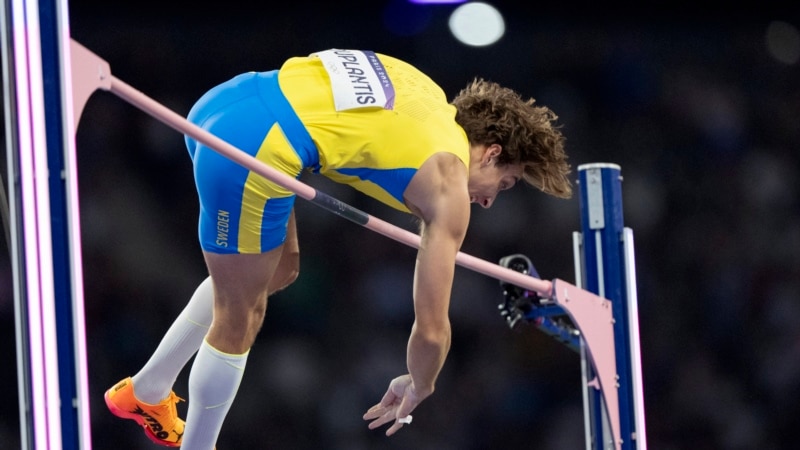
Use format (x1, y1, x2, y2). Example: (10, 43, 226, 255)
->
(268, 209, 300, 294)
(180, 249, 282, 449)
(178, 71, 307, 447)
(106, 70, 306, 448)
(104, 277, 215, 447)
(129, 276, 213, 404)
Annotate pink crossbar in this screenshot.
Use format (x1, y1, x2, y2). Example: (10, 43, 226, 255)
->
(68, 39, 553, 297)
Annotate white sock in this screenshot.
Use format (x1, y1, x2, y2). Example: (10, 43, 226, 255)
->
(182, 340, 248, 449)
(132, 276, 214, 404)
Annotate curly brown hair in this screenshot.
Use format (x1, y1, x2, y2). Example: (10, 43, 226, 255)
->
(451, 78, 572, 199)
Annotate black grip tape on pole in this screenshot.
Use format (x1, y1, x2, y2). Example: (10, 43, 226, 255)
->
(310, 190, 370, 226)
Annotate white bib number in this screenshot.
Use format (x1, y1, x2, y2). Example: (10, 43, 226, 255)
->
(313, 49, 395, 111)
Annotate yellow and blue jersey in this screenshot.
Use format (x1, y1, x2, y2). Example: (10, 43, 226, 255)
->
(185, 50, 469, 254)
(279, 51, 469, 212)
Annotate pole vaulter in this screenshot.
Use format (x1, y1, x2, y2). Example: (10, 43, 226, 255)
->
(69, 39, 625, 450)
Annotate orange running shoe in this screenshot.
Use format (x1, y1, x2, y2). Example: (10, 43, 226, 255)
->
(104, 377, 185, 447)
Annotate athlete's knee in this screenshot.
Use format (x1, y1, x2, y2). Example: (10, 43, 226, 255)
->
(210, 295, 268, 352)
(272, 269, 299, 295)
(251, 298, 268, 323)
(280, 256, 300, 289)
(271, 250, 300, 294)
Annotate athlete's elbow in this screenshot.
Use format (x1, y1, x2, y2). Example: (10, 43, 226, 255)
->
(416, 319, 452, 348)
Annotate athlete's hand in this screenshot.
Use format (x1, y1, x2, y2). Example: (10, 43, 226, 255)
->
(363, 374, 424, 436)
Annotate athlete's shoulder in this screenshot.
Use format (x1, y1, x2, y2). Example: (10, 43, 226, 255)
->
(279, 54, 316, 70)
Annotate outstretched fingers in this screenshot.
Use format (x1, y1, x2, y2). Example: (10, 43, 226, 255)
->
(363, 397, 411, 435)
(363, 404, 397, 430)
(363, 406, 410, 436)
(364, 375, 419, 436)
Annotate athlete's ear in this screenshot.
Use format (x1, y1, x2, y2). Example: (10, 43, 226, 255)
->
(482, 144, 502, 164)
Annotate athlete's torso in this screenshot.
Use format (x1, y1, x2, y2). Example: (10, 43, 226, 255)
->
(277, 50, 470, 213)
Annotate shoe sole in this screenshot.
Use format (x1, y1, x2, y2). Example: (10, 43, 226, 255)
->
(104, 389, 181, 448)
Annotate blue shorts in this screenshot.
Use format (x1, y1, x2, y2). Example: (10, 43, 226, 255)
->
(185, 70, 318, 254)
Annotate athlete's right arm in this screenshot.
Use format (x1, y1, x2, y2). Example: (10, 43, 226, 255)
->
(363, 152, 470, 436)
(404, 151, 469, 394)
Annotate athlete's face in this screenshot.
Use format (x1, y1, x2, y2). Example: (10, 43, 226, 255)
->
(468, 144, 522, 209)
